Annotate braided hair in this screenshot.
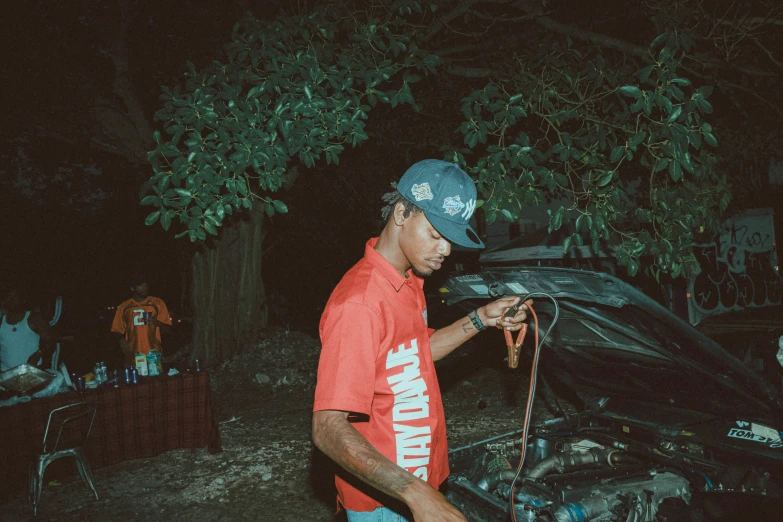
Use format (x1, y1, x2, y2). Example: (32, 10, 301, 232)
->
(380, 182, 422, 223)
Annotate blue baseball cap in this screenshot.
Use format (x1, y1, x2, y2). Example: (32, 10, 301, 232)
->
(397, 159, 484, 249)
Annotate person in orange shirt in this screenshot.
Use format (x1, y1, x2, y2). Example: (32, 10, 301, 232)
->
(111, 274, 172, 364)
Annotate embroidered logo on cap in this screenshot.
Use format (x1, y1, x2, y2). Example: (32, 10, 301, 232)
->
(462, 199, 476, 220)
(411, 183, 434, 201)
(443, 195, 466, 216)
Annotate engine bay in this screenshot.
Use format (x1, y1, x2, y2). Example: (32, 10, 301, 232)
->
(444, 415, 782, 521)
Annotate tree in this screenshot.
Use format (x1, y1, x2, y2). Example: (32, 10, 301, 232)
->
(143, 0, 783, 361)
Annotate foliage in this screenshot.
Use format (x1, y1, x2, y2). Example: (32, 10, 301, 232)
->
(142, 0, 774, 281)
(447, 40, 728, 280)
(143, 1, 435, 242)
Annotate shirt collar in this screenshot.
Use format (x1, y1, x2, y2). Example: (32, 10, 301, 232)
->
(364, 237, 415, 292)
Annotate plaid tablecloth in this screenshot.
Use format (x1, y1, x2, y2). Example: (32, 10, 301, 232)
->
(0, 372, 222, 490)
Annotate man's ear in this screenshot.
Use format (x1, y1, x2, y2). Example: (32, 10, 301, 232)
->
(393, 202, 407, 226)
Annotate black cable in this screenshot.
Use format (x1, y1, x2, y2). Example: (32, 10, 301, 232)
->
(507, 292, 560, 519)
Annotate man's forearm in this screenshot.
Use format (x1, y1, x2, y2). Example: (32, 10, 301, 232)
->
(429, 308, 487, 361)
(312, 411, 426, 504)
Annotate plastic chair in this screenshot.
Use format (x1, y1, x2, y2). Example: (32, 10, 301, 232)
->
(28, 402, 99, 515)
(48, 297, 64, 371)
(48, 296, 63, 327)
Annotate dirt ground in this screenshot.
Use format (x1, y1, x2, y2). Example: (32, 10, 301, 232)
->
(2, 328, 559, 521)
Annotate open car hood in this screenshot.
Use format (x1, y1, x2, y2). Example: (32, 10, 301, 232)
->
(440, 267, 783, 430)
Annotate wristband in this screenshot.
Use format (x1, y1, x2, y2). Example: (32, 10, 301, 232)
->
(468, 309, 486, 331)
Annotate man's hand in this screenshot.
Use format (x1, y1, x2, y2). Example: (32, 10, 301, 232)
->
(403, 480, 468, 522)
(119, 337, 133, 355)
(26, 350, 43, 367)
(479, 296, 532, 330)
(312, 410, 466, 520)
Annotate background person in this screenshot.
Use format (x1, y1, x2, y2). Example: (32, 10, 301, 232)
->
(111, 274, 172, 365)
(312, 159, 530, 522)
(0, 286, 54, 371)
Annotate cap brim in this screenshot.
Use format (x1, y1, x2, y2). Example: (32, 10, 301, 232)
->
(424, 211, 484, 249)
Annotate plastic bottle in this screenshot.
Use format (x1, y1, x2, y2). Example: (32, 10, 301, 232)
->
(147, 351, 159, 376)
(134, 352, 148, 376)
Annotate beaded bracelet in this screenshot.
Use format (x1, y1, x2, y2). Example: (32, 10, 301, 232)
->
(468, 309, 486, 331)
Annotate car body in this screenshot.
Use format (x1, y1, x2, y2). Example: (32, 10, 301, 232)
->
(439, 267, 783, 521)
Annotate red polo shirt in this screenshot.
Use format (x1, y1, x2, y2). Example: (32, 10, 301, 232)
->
(314, 238, 449, 512)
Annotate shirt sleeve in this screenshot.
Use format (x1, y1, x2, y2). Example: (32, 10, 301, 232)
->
(313, 301, 383, 416)
(156, 299, 172, 325)
(110, 306, 125, 335)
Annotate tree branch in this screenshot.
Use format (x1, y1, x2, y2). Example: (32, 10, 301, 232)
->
(753, 37, 783, 73)
(446, 66, 497, 77)
(531, 14, 649, 59)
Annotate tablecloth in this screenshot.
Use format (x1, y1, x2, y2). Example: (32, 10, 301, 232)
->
(0, 371, 222, 492)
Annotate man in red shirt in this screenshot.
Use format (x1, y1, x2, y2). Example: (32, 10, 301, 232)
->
(313, 160, 530, 522)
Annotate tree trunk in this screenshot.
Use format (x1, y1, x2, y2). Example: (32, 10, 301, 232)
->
(190, 206, 268, 365)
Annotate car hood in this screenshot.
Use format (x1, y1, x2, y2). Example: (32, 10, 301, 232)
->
(439, 267, 783, 430)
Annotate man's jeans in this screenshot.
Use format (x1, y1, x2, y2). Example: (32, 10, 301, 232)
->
(346, 507, 411, 522)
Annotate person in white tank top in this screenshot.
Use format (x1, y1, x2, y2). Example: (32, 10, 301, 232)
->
(0, 288, 53, 372)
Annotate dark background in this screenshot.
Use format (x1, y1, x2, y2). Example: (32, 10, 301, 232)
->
(2, 1, 782, 373)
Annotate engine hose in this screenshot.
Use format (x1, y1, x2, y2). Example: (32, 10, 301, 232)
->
(524, 448, 606, 481)
(478, 469, 518, 492)
(481, 448, 636, 491)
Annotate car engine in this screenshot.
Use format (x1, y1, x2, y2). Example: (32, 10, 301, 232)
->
(444, 418, 783, 522)
(446, 429, 693, 522)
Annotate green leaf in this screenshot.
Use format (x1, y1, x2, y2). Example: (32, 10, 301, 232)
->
(140, 195, 156, 205)
(550, 206, 564, 232)
(145, 211, 161, 226)
(596, 171, 614, 187)
(618, 85, 642, 98)
(669, 161, 682, 182)
(610, 146, 625, 162)
(628, 131, 647, 148)
(563, 235, 573, 254)
(650, 32, 667, 48)
(638, 65, 654, 83)
(667, 105, 682, 122)
(704, 132, 718, 147)
(160, 211, 172, 231)
(272, 199, 288, 213)
(627, 259, 639, 277)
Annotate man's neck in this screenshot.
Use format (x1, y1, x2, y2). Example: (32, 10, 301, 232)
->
(4, 310, 27, 324)
(131, 295, 148, 303)
(374, 227, 410, 276)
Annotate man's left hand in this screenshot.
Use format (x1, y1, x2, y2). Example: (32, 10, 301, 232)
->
(26, 350, 43, 367)
(479, 297, 532, 330)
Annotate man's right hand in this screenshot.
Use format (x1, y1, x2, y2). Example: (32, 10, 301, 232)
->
(119, 338, 133, 355)
(312, 410, 467, 521)
(403, 480, 467, 522)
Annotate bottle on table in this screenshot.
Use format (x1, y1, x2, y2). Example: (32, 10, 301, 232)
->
(147, 350, 159, 376)
(134, 352, 148, 377)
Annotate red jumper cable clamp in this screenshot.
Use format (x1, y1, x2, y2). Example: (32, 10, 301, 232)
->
(501, 297, 529, 368)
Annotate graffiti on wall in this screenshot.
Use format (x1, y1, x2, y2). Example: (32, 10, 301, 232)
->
(688, 209, 781, 324)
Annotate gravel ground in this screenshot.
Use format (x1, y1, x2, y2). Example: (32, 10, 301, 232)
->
(1, 329, 558, 521)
